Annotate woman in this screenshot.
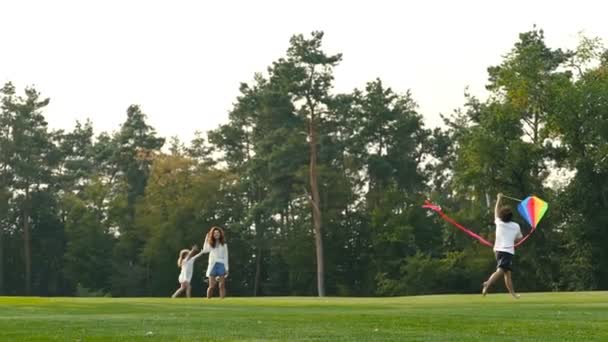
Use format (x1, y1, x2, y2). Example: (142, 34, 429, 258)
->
(202, 226, 229, 299)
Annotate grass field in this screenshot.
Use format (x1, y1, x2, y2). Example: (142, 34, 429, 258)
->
(0, 292, 606, 341)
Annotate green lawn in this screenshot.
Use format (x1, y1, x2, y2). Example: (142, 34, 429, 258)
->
(0, 292, 606, 341)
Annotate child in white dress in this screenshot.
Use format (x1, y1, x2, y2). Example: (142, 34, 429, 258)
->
(172, 245, 204, 298)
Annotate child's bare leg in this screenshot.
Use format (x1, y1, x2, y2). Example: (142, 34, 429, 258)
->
(207, 277, 217, 299)
(172, 283, 186, 298)
(504, 271, 520, 299)
(171, 288, 183, 298)
(186, 283, 192, 298)
(483, 268, 504, 296)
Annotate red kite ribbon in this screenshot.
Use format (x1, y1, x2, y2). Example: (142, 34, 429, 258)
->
(423, 200, 493, 247)
(423, 200, 537, 249)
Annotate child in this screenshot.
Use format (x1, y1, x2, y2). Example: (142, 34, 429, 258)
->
(172, 245, 204, 298)
(482, 193, 523, 299)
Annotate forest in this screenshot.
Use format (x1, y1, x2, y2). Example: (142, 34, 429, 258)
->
(1, 28, 607, 297)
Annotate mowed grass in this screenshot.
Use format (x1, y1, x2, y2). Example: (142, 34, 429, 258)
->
(0, 292, 606, 341)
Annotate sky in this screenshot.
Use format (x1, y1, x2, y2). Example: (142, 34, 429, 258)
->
(1, 0, 607, 142)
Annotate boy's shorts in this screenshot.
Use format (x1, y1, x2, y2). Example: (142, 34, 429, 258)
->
(495, 251, 514, 271)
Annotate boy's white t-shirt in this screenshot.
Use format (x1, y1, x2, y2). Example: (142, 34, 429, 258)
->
(494, 217, 523, 255)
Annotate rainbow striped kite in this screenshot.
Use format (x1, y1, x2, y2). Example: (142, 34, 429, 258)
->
(517, 196, 548, 229)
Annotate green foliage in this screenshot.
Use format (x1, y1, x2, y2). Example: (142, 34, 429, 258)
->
(0, 28, 607, 297)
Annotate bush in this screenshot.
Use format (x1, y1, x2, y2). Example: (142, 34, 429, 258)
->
(75, 283, 111, 297)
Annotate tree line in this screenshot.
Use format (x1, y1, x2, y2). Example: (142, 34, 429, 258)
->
(1, 28, 607, 297)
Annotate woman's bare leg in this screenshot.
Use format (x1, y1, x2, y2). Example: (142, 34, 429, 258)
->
(207, 277, 217, 299)
(218, 276, 226, 299)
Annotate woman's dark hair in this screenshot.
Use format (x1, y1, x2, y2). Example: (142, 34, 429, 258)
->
(207, 226, 226, 248)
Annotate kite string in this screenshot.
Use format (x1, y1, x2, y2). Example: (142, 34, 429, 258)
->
(501, 194, 522, 202)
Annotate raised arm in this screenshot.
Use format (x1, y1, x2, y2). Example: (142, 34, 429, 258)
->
(186, 245, 200, 260)
(191, 249, 205, 261)
(202, 233, 211, 254)
(494, 193, 502, 219)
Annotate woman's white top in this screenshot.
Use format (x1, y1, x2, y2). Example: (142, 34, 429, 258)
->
(178, 251, 204, 283)
(202, 236, 229, 277)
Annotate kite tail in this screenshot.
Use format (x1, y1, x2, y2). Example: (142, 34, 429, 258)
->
(513, 226, 536, 248)
(423, 200, 493, 247)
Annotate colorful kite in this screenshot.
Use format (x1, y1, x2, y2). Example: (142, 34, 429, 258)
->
(423, 195, 548, 249)
(517, 196, 548, 229)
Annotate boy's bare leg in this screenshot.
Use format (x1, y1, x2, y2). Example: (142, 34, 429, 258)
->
(503, 272, 513, 293)
(504, 271, 520, 299)
(482, 268, 504, 296)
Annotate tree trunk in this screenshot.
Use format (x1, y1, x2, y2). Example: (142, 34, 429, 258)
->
(308, 113, 325, 297)
(0, 223, 3, 295)
(0, 166, 8, 294)
(253, 208, 262, 296)
(254, 247, 262, 296)
(532, 107, 541, 180)
(23, 185, 31, 295)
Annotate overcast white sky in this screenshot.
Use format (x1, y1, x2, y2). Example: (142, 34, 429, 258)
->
(1, 0, 607, 142)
